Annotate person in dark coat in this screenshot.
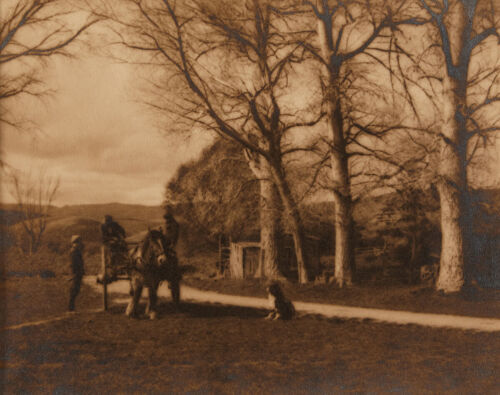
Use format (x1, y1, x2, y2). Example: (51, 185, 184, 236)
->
(101, 215, 126, 244)
(163, 205, 179, 250)
(68, 235, 85, 312)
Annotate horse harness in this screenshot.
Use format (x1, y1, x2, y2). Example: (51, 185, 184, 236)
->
(130, 230, 177, 277)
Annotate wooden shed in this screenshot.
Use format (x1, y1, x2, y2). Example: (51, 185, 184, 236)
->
(228, 236, 322, 280)
(229, 241, 261, 279)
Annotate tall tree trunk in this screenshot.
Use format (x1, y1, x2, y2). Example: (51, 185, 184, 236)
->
(316, 9, 355, 287)
(246, 154, 282, 279)
(328, 83, 355, 287)
(436, 75, 468, 293)
(268, 157, 310, 283)
(435, 3, 470, 293)
(259, 170, 282, 279)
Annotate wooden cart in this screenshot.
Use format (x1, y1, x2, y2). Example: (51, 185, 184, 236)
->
(100, 241, 138, 311)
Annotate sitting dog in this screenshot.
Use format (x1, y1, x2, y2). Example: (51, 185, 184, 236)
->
(265, 281, 295, 320)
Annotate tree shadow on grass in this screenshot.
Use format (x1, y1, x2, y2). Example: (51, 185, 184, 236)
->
(159, 301, 268, 319)
(105, 300, 268, 320)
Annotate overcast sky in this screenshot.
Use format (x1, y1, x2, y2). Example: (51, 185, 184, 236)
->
(2, 53, 499, 207)
(1, 55, 213, 206)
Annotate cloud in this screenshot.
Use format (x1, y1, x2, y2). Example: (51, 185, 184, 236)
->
(2, 56, 213, 206)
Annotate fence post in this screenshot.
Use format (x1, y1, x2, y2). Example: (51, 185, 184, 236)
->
(101, 245, 108, 311)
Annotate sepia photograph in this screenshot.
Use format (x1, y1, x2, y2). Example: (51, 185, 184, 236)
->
(1, 0, 500, 393)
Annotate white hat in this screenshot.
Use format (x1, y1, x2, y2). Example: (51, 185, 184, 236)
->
(71, 235, 82, 243)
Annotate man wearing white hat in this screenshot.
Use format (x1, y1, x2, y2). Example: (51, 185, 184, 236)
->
(68, 235, 85, 312)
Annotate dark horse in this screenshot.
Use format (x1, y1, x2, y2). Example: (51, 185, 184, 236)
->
(126, 229, 181, 319)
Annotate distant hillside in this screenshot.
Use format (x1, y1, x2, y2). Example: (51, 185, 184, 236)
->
(2, 203, 165, 270)
(43, 216, 102, 251)
(1, 203, 163, 225)
(4, 204, 165, 275)
(41, 203, 165, 249)
(53, 203, 164, 223)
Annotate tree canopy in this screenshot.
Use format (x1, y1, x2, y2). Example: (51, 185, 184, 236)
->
(165, 138, 260, 246)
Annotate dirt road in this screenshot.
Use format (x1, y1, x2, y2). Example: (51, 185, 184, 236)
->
(90, 277, 500, 333)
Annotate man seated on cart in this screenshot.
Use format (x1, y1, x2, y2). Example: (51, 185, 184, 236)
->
(100, 214, 128, 282)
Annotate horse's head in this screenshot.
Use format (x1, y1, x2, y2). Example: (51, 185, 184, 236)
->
(142, 229, 168, 266)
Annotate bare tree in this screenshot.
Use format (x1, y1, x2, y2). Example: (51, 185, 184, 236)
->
(0, 0, 99, 127)
(410, 0, 500, 292)
(297, 0, 427, 286)
(243, 148, 287, 279)
(93, 0, 324, 282)
(9, 168, 60, 255)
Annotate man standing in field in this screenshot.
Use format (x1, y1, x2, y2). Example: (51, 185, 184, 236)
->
(68, 235, 85, 312)
(163, 205, 179, 250)
(163, 205, 181, 305)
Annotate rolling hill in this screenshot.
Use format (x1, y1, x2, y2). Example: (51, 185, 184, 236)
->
(1, 203, 166, 275)
(1, 203, 163, 229)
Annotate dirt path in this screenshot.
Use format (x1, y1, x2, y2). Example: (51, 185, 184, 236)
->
(92, 277, 500, 333)
(2, 309, 102, 331)
(3, 277, 499, 332)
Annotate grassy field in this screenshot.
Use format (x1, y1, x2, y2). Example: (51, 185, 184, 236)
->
(1, 277, 500, 394)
